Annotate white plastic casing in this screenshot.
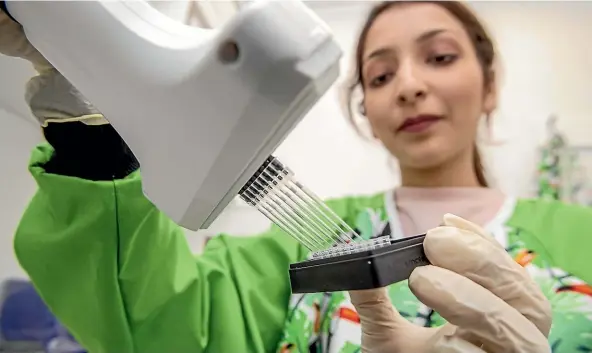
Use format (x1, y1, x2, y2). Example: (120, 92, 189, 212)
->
(7, 0, 342, 230)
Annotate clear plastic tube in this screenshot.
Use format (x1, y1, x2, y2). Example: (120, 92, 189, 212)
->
(311, 235, 392, 259)
(239, 156, 363, 253)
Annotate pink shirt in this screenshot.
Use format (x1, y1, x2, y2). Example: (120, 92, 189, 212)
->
(394, 187, 507, 237)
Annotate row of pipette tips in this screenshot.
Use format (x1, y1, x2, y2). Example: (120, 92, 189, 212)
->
(240, 156, 361, 253)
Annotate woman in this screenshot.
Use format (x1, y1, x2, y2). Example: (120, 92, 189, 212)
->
(2, 1, 591, 352)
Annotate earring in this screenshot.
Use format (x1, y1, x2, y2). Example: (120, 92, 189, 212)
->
(483, 113, 501, 145)
(358, 102, 366, 116)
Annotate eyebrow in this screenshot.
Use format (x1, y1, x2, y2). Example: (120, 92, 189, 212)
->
(364, 28, 448, 61)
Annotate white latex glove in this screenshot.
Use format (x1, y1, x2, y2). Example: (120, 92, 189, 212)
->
(349, 214, 552, 353)
(0, 8, 107, 125)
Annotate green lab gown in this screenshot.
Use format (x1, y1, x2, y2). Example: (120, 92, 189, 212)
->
(14, 143, 592, 353)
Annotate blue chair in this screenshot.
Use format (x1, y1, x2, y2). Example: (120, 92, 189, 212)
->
(0, 279, 85, 353)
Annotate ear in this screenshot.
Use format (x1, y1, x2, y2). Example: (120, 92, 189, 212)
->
(483, 69, 497, 115)
(359, 101, 379, 139)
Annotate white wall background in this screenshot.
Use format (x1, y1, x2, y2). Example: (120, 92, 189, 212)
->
(1, 1, 591, 281)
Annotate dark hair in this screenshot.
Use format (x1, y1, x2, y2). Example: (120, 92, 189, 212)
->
(343, 1, 496, 187)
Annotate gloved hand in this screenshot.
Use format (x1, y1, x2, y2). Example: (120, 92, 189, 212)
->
(349, 214, 552, 353)
(0, 7, 107, 126)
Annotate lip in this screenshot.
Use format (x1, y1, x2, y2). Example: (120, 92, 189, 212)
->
(397, 115, 442, 133)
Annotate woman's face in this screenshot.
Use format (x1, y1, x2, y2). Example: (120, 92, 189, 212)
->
(361, 3, 496, 169)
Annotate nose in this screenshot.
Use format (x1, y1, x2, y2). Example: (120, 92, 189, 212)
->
(397, 89, 426, 105)
(396, 62, 427, 105)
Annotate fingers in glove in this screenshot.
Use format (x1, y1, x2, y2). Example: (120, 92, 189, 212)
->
(349, 288, 402, 329)
(428, 335, 487, 353)
(442, 213, 501, 247)
(410, 265, 551, 353)
(349, 288, 433, 352)
(424, 214, 552, 337)
(0, 10, 52, 71)
(0, 10, 25, 57)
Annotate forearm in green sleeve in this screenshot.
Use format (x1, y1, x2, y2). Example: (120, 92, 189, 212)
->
(13, 123, 141, 351)
(14, 169, 135, 353)
(16, 138, 306, 353)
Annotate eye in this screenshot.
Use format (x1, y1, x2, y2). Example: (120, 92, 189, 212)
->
(427, 54, 458, 66)
(369, 72, 394, 88)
